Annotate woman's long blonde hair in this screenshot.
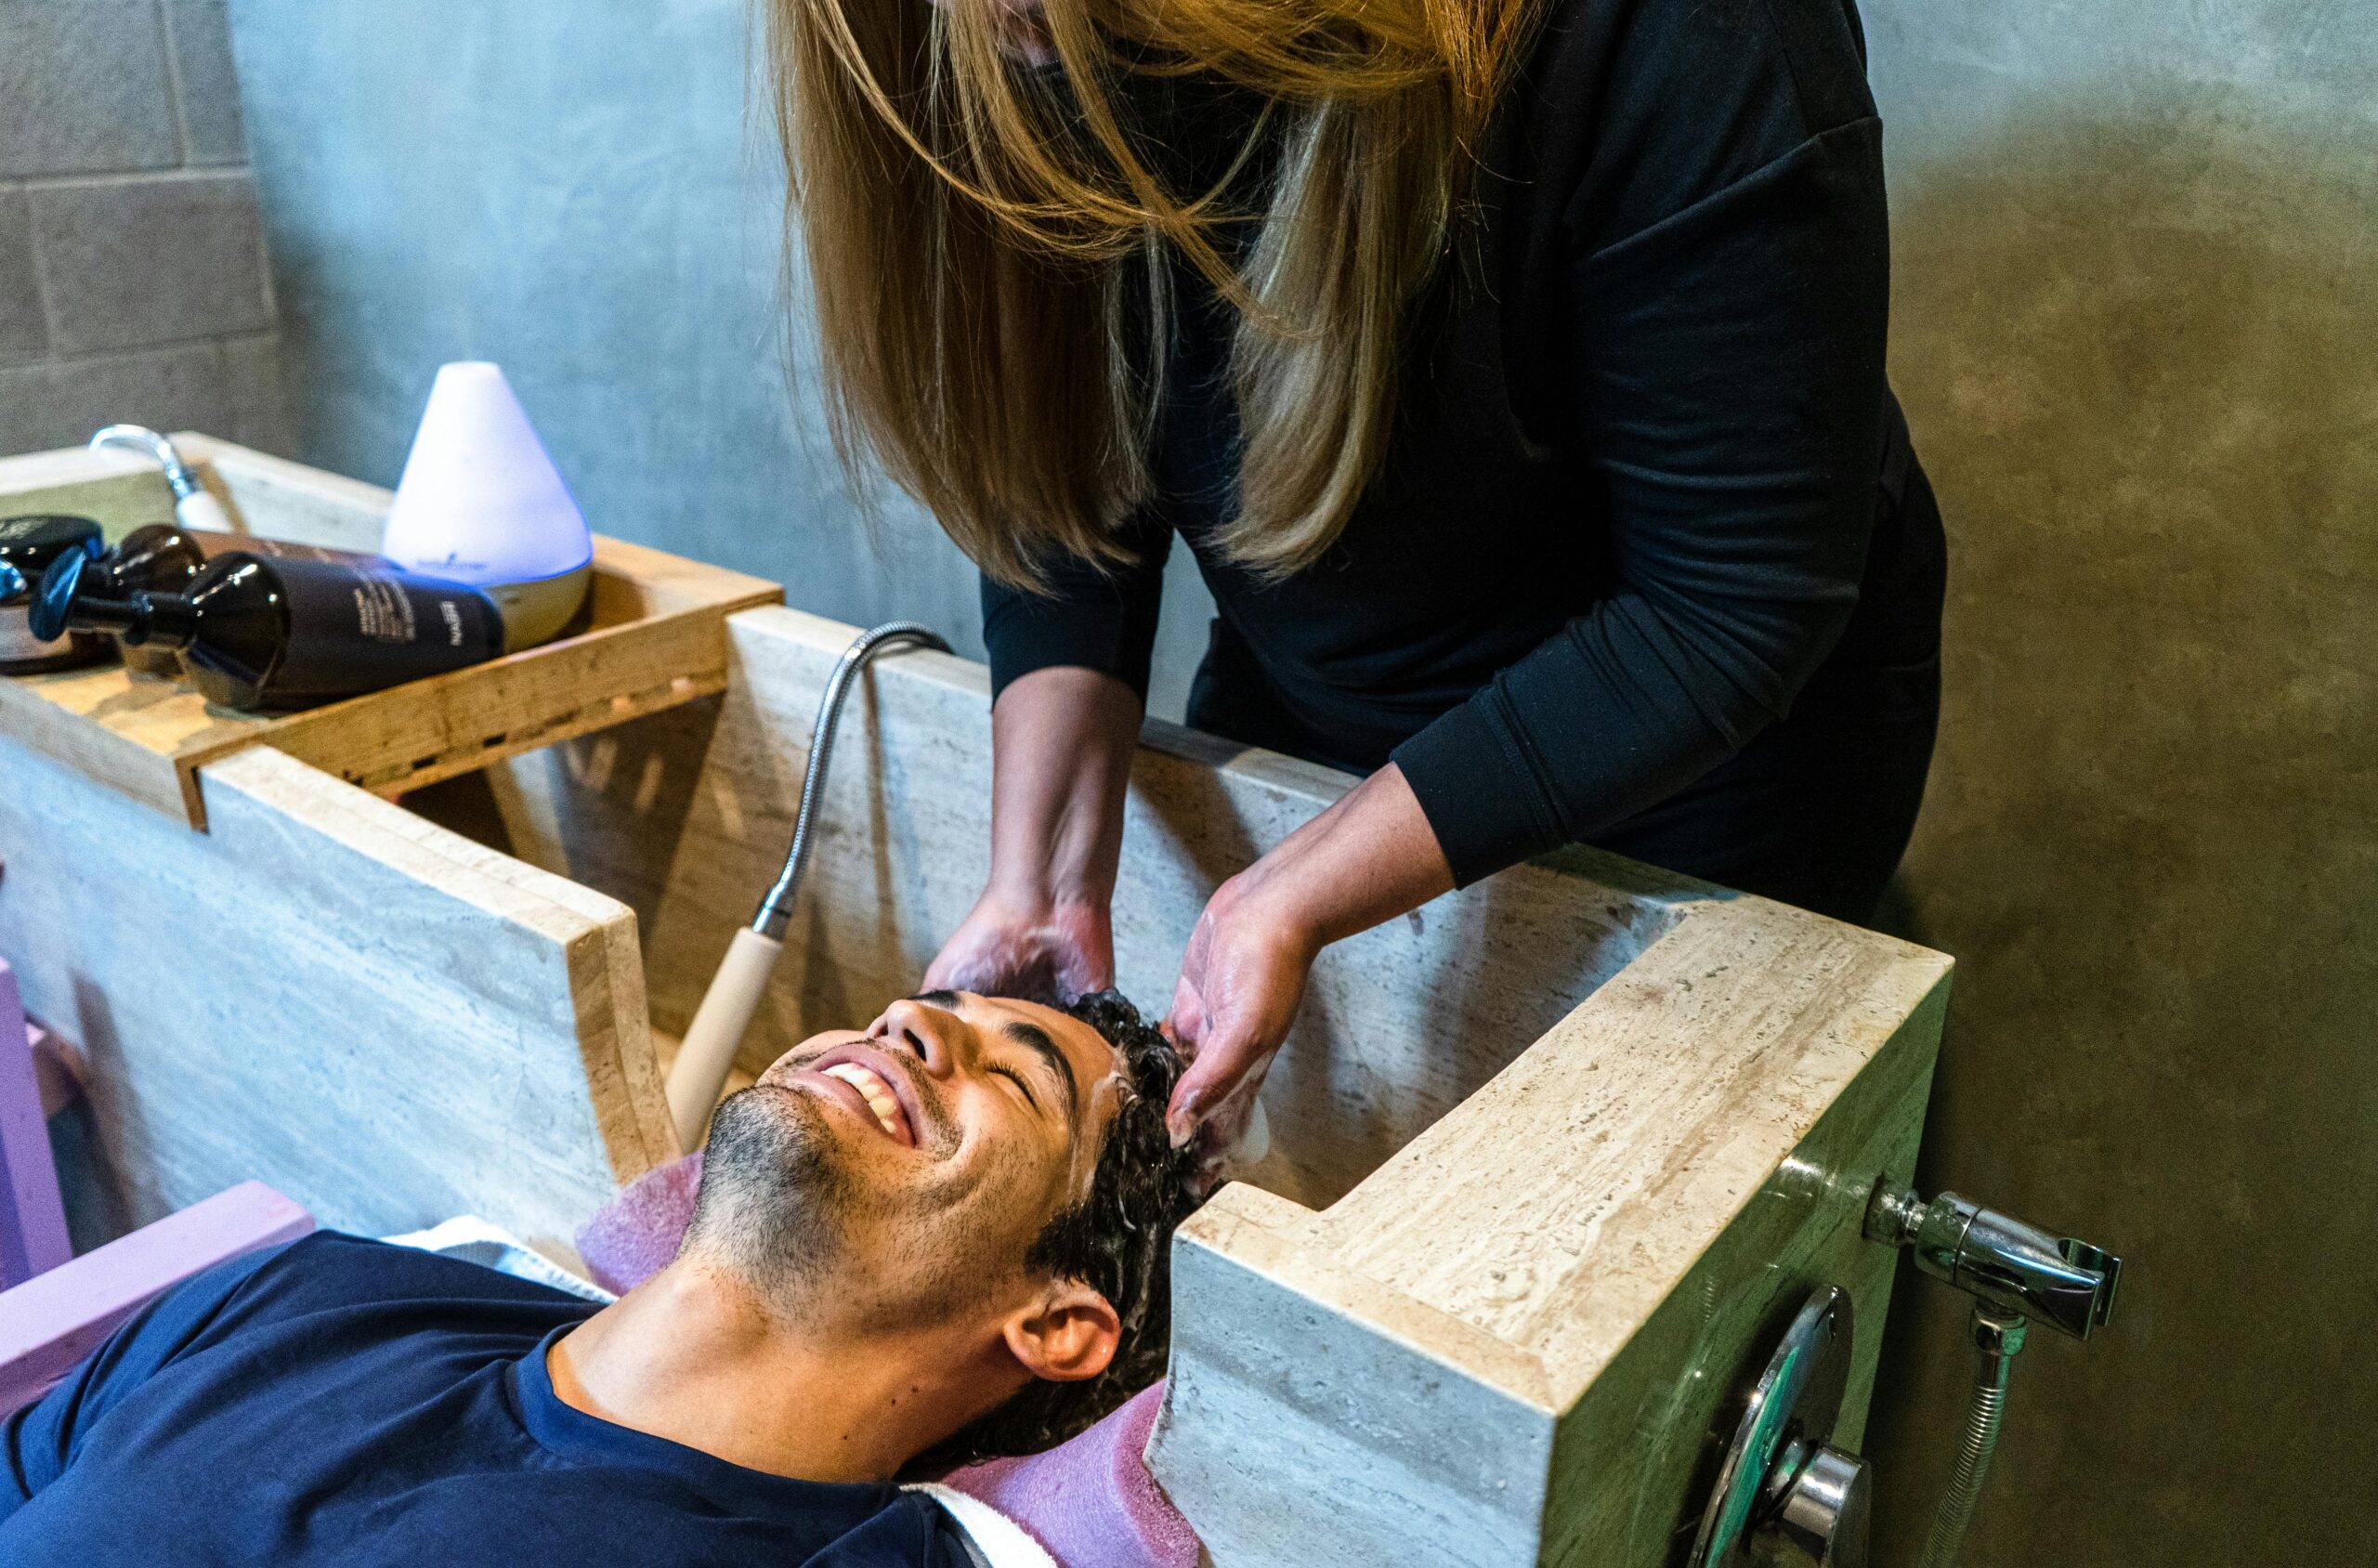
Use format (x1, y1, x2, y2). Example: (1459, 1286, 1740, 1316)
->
(770, 0, 1537, 585)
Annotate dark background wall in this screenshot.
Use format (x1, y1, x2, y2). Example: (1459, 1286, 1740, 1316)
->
(0, 0, 290, 455)
(1864, 7, 2375, 1561)
(37, 0, 2370, 1560)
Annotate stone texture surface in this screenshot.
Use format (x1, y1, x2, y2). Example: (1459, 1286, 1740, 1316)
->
(1858, 6, 2378, 1566)
(165, 1, 248, 165)
(30, 174, 272, 353)
(0, 737, 647, 1255)
(0, 3, 179, 178)
(0, 187, 43, 358)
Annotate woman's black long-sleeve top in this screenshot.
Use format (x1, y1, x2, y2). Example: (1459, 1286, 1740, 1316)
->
(980, 0, 1946, 907)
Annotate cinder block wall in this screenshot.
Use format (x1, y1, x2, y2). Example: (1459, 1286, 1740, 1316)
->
(0, 0, 290, 458)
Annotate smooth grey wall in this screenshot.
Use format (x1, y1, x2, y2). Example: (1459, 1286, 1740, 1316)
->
(1862, 3, 2375, 1564)
(223, 0, 1214, 716)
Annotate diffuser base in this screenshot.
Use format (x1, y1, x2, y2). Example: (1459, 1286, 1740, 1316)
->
(486, 560, 594, 652)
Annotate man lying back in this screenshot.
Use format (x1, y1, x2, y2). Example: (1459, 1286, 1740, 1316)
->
(0, 989, 1197, 1566)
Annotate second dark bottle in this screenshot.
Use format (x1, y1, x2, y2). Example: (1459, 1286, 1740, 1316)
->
(83, 524, 386, 676)
(37, 547, 505, 712)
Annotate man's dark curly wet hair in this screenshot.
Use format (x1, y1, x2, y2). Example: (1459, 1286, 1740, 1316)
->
(923, 989, 1201, 1466)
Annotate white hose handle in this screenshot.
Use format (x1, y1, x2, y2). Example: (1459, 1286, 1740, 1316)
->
(89, 425, 239, 536)
(174, 490, 235, 534)
(664, 926, 784, 1151)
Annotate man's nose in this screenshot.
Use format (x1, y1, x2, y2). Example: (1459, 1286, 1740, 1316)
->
(870, 1000, 953, 1075)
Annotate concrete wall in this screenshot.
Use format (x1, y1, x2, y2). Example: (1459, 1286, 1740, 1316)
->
(216, 2, 2370, 1561)
(1862, 5, 2375, 1562)
(0, 0, 290, 456)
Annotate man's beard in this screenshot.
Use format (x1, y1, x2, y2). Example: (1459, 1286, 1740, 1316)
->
(685, 1083, 856, 1302)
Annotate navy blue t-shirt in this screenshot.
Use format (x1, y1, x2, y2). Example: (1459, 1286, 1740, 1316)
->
(0, 1233, 972, 1566)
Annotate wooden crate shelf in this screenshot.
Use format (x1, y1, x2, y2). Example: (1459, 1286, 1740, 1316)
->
(0, 435, 780, 828)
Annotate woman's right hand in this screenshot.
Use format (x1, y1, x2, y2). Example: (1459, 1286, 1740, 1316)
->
(922, 664, 1142, 1005)
(923, 891, 1114, 1004)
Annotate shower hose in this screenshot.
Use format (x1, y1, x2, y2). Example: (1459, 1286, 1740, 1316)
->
(1915, 1306, 2028, 1568)
(662, 620, 952, 1151)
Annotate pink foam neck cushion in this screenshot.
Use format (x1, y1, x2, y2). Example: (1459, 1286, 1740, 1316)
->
(941, 1380, 1198, 1568)
(573, 1150, 706, 1297)
(572, 1152, 1199, 1568)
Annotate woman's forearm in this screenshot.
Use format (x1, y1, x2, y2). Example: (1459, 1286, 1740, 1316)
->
(985, 665, 1143, 911)
(1222, 763, 1454, 959)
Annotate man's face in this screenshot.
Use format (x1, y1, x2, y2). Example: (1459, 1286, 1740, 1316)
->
(697, 990, 1127, 1321)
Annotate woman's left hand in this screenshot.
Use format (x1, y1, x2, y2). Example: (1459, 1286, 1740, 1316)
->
(1164, 764, 1456, 1160)
(1161, 869, 1316, 1168)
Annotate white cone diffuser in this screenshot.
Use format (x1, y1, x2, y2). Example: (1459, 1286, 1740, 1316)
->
(380, 361, 594, 650)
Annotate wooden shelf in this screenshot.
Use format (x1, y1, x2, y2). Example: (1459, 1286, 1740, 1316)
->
(0, 435, 780, 828)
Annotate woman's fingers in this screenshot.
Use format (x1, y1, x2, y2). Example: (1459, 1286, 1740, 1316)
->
(921, 913, 1031, 995)
(1165, 1018, 1257, 1152)
(922, 894, 1115, 1005)
(1182, 1053, 1277, 1191)
(1161, 884, 1312, 1149)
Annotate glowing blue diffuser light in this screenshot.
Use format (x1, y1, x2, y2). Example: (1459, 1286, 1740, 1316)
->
(379, 361, 594, 650)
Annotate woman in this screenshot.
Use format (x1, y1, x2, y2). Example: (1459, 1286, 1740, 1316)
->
(774, 0, 1946, 1152)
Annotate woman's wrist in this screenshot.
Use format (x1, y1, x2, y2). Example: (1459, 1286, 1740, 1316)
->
(975, 876, 1111, 925)
(984, 664, 1141, 917)
(1224, 764, 1455, 957)
(1199, 863, 1323, 968)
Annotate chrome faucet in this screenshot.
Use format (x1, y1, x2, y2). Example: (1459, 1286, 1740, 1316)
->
(1691, 1186, 2124, 1568)
(1866, 1184, 2121, 1568)
(1863, 1185, 2122, 1342)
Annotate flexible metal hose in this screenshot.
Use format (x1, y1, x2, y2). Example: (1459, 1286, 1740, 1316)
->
(664, 621, 953, 1150)
(90, 424, 201, 497)
(1916, 1308, 2025, 1568)
(751, 621, 951, 939)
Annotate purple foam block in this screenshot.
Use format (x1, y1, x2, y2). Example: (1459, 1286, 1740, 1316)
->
(574, 1150, 704, 1296)
(0, 961, 71, 1291)
(942, 1381, 1200, 1568)
(0, 1180, 314, 1416)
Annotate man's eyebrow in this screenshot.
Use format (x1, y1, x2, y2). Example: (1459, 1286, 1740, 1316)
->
(1002, 1020, 1079, 1122)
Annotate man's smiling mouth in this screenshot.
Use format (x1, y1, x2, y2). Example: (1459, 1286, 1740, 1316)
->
(817, 1060, 916, 1145)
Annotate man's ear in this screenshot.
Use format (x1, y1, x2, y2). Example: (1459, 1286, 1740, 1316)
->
(1001, 1280, 1121, 1384)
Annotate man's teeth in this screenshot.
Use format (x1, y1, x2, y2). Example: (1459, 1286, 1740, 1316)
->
(822, 1063, 905, 1139)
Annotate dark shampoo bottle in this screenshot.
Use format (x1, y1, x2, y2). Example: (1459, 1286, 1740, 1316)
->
(35, 548, 503, 711)
(78, 525, 390, 676)
(89, 524, 386, 598)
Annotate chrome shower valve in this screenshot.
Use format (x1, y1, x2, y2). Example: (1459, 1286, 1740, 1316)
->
(1863, 1183, 2122, 1341)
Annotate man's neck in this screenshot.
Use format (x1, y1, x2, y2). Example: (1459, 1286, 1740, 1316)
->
(547, 1253, 1017, 1483)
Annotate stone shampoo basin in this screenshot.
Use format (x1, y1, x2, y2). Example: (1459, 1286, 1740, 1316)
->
(0, 440, 1949, 1567)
